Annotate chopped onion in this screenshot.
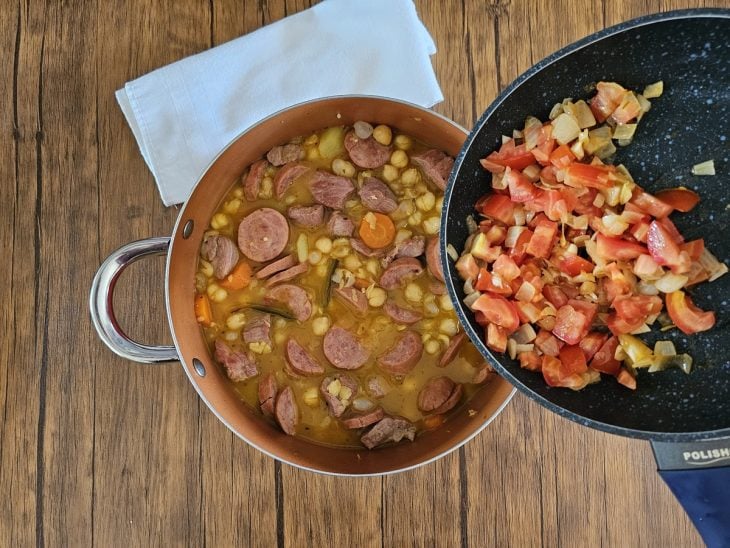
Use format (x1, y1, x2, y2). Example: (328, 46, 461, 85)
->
(654, 272, 688, 293)
(507, 338, 518, 359)
(601, 213, 629, 236)
(563, 100, 596, 129)
(549, 103, 564, 120)
(630, 323, 651, 335)
(653, 340, 676, 357)
(522, 164, 541, 181)
(463, 291, 479, 308)
(612, 123, 637, 141)
(466, 215, 478, 234)
(492, 171, 507, 190)
(698, 248, 728, 281)
(691, 160, 715, 176)
(511, 323, 537, 344)
(515, 343, 535, 353)
(551, 112, 581, 145)
(515, 281, 537, 302)
(643, 81, 664, 99)
(446, 243, 459, 262)
(505, 226, 527, 248)
(463, 278, 477, 295)
(637, 281, 660, 295)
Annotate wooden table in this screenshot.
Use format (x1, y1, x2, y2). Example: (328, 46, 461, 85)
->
(1, 0, 721, 545)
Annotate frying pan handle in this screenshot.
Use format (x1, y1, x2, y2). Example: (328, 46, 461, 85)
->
(651, 440, 730, 547)
(89, 237, 179, 363)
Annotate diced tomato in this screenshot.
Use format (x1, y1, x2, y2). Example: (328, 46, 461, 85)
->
(595, 233, 647, 261)
(616, 368, 637, 390)
(503, 168, 539, 203)
(535, 329, 562, 356)
(681, 239, 705, 261)
(539, 165, 559, 183)
(543, 285, 569, 308)
(549, 144, 575, 169)
(629, 221, 650, 243)
(655, 187, 700, 212)
(579, 332, 608, 361)
(647, 220, 690, 274)
(492, 254, 521, 282)
(518, 350, 542, 371)
(631, 189, 673, 218)
(485, 224, 507, 245)
(526, 218, 558, 259)
(541, 355, 588, 389)
(564, 163, 615, 190)
(509, 228, 533, 265)
(589, 336, 620, 375)
(479, 194, 515, 225)
(455, 253, 479, 280)
(665, 291, 716, 335)
(474, 310, 489, 327)
(632, 254, 662, 278)
(606, 313, 643, 335)
(567, 298, 597, 324)
(486, 322, 508, 352)
(528, 124, 556, 165)
(552, 304, 591, 345)
(526, 189, 569, 222)
(655, 217, 684, 244)
(482, 140, 537, 172)
(475, 268, 512, 296)
(613, 295, 662, 324)
(471, 293, 520, 334)
(601, 263, 634, 305)
(589, 82, 627, 122)
(559, 345, 588, 374)
(559, 254, 595, 276)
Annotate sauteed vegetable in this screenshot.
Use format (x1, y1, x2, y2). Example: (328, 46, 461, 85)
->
(195, 122, 495, 448)
(455, 81, 726, 391)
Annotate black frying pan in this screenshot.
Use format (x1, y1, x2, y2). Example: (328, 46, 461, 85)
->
(441, 10, 730, 546)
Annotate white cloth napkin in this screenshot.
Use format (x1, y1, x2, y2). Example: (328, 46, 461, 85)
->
(116, 0, 443, 206)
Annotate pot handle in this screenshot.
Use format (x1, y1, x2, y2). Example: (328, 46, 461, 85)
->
(651, 439, 730, 547)
(89, 237, 179, 363)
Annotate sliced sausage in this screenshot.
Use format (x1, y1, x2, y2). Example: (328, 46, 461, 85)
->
(264, 262, 309, 287)
(333, 286, 368, 315)
(383, 301, 422, 325)
(379, 257, 423, 290)
(381, 236, 426, 268)
(274, 386, 298, 435)
(258, 373, 278, 417)
(214, 340, 258, 381)
(320, 374, 359, 417)
(377, 330, 423, 376)
(417, 376, 456, 412)
(255, 254, 296, 279)
(429, 281, 447, 295)
(342, 407, 385, 430)
(360, 416, 416, 449)
(323, 326, 370, 370)
(201, 235, 240, 279)
(265, 284, 312, 321)
(344, 131, 391, 169)
(438, 332, 466, 367)
(410, 149, 454, 191)
(287, 204, 325, 228)
(350, 238, 387, 258)
(473, 362, 495, 384)
(310, 170, 355, 209)
(285, 338, 324, 376)
(366, 376, 390, 398)
(327, 211, 355, 237)
(243, 159, 269, 201)
(273, 162, 309, 198)
(433, 384, 463, 415)
(237, 208, 290, 263)
(358, 177, 398, 213)
(426, 237, 444, 282)
(267, 143, 303, 166)
(243, 314, 271, 345)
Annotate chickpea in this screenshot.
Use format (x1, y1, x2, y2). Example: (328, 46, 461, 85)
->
(366, 259, 379, 276)
(407, 211, 423, 226)
(381, 164, 399, 183)
(401, 168, 420, 186)
(210, 213, 229, 230)
(415, 191, 436, 212)
(439, 295, 454, 311)
(224, 199, 241, 214)
(306, 147, 321, 161)
(367, 287, 387, 308)
(372, 124, 393, 146)
(332, 158, 356, 178)
(303, 387, 320, 407)
(404, 282, 423, 303)
(422, 216, 440, 235)
(312, 316, 331, 336)
(436, 196, 444, 212)
(425, 339, 441, 355)
(439, 318, 459, 336)
(308, 250, 322, 265)
(344, 254, 361, 271)
(390, 149, 409, 168)
(395, 228, 413, 244)
(226, 312, 247, 331)
(206, 283, 220, 298)
(259, 177, 273, 199)
(394, 134, 412, 150)
(304, 133, 319, 145)
(199, 260, 214, 278)
(211, 287, 228, 303)
(274, 331, 286, 345)
(223, 331, 238, 342)
(232, 187, 244, 199)
(315, 237, 333, 254)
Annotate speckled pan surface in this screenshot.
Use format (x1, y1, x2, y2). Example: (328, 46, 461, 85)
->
(442, 9, 730, 441)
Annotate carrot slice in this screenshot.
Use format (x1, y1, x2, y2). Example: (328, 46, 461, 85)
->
(219, 262, 253, 290)
(194, 293, 213, 326)
(358, 212, 396, 249)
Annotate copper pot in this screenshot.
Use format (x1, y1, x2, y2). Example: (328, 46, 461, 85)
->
(90, 96, 514, 475)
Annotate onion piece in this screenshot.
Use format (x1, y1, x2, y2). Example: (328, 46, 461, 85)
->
(511, 323, 537, 344)
(446, 244, 459, 262)
(698, 248, 728, 281)
(642, 81, 664, 99)
(463, 291, 479, 308)
(691, 160, 715, 176)
(654, 273, 688, 293)
(505, 226, 527, 248)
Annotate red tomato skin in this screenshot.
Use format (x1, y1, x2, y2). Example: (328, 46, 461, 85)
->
(579, 332, 608, 361)
(589, 336, 620, 375)
(559, 345, 588, 374)
(485, 225, 507, 245)
(564, 163, 615, 190)
(526, 219, 558, 259)
(552, 304, 590, 345)
(549, 144, 575, 169)
(492, 254, 521, 282)
(655, 188, 700, 212)
(616, 369, 637, 390)
(589, 82, 627, 122)
(509, 228, 533, 265)
(606, 313, 643, 336)
(518, 351, 542, 371)
(567, 299, 597, 325)
(471, 293, 520, 333)
(559, 254, 594, 276)
(613, 295, 663, 325)
(631, 190, 673, 218)
(665, 291, 716, 335)
(647, 221, 691, 273)
(505, 169, 540, 203)
(541, 355, 587, 389)
(596, 233, 648, 261)
(543, 285, 569, 309)
(479, 194, 515, 225)
(475, 268, 512, 296)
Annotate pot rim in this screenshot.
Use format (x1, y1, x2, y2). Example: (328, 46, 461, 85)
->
(164, 94, 516, 476)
